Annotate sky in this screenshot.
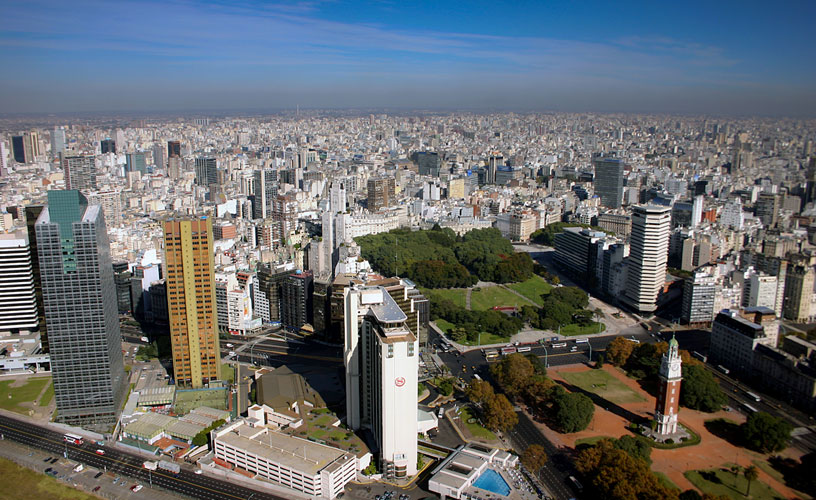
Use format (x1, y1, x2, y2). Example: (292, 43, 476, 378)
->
(1, 0, 814, 116)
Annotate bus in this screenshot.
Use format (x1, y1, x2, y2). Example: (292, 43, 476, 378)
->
(692, 351, 707, 363)
(568, 475, 584, 492)
(517, 346, 531, 353)
(500, 346, 517, 355)
(717, 365, 731, 375)
(552, 342, 568, 348)
(63, 433, 84, 445)
(484, 349, 499, 361)
(745, 392, 761, 402)
(743, 403, 759, 414)
(574, 338, 589, 344)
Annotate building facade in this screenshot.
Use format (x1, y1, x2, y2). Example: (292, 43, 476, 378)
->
(35, 190, 127, 429)
(163, 217, 220, 388)
(62, 154, 98, 192)
(654, 337, 682, 435)
(593, 157, 624, 209)
(0, 231, 39, 336)
(281, 271, 314, 331)
(624, 205, 671, 313)
(344, 285, 418, 478)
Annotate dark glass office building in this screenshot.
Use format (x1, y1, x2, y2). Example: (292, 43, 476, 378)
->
(35, 190, 127, 430)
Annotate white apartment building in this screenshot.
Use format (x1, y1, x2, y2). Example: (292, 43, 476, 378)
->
(624, 205, 671, 313)
(212, 420, 356, 499)
(743, 271, 778, 313)
(344, 285, 418, 479)
(0, 231, 38, 336)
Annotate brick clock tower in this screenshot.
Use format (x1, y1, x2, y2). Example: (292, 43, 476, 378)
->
(654, 336, 682, 435)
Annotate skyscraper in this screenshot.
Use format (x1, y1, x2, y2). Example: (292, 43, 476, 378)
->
(25, 205, 47, 352)
(100, 138, 116, 154)
(281, 270, 313, 331)
(125, 152, 147, 174)
(167, 140, 181, 158)
(163, 217, 220, 388)
(0, 231, 39, 336)
(367, 177, 395, 211)
(194, 157, 218, 187)
(593, 156, 625, 209)
(51, 127, 66, 160)
(35, 190, 127, 429)
(62, 153, 98, 192)
(344, 284, 418, 478)
(624, 205, 671, 313)
(252, 168, 278, 219)
(11, 136, 26, 163)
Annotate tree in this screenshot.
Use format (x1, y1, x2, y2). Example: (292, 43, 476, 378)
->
(523, 377, 555, 408)
(490, 353, 535, 399)
(742, 411, 793, 453)
(613, 435, 652, 465)
(595, 354, 605, 369)
(575, 439, 678, 500)
(680, 365, 727, 412)
(552, 392, 594, 433)
(605, 337, 635, 366)
(521, 444, 548, 474)
(482, 393, 518, 432)
(744, 465, 759, 496)
(465, 379, 494, 405)
(436, 378, 454, 397)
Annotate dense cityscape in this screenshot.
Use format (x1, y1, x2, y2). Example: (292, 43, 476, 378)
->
(2, 1, 816, 500)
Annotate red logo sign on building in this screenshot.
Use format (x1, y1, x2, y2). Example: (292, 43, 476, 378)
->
(395, 377, 406, 387)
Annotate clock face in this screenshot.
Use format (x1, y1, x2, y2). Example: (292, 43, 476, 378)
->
(395, 377, 405, 387)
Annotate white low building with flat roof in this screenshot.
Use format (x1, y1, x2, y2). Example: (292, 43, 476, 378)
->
(212, 419, 356, 499)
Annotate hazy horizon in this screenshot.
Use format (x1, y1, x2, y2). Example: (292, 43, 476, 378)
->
(1, 0, 814, 116)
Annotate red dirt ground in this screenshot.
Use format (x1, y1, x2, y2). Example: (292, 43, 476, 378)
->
(535, 364, 806, 497)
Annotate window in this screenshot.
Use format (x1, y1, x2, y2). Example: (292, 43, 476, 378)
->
(387, 345, 394, 358)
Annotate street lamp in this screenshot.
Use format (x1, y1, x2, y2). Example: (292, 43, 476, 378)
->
(542, 346, 549, 368)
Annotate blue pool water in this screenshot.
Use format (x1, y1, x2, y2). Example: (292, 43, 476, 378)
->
(473, 468, 511, 496)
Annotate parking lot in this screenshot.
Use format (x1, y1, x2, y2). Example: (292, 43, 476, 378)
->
(0, 438, 180, 499)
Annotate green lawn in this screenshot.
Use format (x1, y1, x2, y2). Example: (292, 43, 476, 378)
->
(434, 319, 511, 346)
(458, 407, 497, 441)
(560, 369, 646, 404)
(0, 377, 52, 414)
(470, 286, 535, 311)
(220, 363, 235, 383)
(0, 456, 98, 499)
(424, 288, 468, 309)
(507, 275, 553, 306)
(559, 322, 606, 336)
(40, 380, 54, 406)
(435, 318, 456, 333)
(684, 469, 785, 500)
(654, 471, 680, 491)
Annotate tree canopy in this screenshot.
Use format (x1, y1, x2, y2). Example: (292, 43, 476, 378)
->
(552, 391, 594, 433)
(521, 444, 548, 473)
(575, 439, 677, 500)
(482, 393, 518, 432)
(356, 227, 534, 287)
(741, 411, 793, 454)
(431, 298, 524, 339)
(680, 364, 727, 412)
(605, 336, 636, 366)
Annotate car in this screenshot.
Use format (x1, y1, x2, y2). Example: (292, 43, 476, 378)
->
(131, 484, 143, 492)
(570, 346, 578, 352)
(45, 467, 52, 473)
(194, 469, 203, 475)
(93, 486, 101, 492)
(96, 440, 105, 446)
(44, 457, 52, 463)
(225, 343, 234, 348)
(95, 449, 105, 455)
(51, 458, 59, 464)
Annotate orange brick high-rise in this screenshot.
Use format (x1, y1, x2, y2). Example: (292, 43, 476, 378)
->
(163, 217, 220, 388)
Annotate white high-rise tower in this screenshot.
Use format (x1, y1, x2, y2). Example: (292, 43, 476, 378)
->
(624, 205, 671, 313)
(344, 285, 418, 479)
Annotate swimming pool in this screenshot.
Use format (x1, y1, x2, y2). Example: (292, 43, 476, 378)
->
(473, 468, 511, 496)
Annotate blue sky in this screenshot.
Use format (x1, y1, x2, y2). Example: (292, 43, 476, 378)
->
(0, 0, 814, 115)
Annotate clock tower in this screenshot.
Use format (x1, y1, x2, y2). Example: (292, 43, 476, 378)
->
(654, 336, 682, 435)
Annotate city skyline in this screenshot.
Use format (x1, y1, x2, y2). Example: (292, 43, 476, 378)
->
(1, 1, 815, 115)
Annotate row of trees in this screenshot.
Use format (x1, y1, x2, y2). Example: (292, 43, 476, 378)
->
(431, 298, 524, 340)
(604, 337, 727, 412)
(487, 353, 595, 433)
(357, 226, 534, 288)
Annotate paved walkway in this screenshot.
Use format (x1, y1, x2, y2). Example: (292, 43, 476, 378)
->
(539, 364, 805, 497)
